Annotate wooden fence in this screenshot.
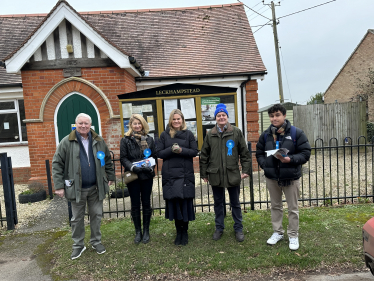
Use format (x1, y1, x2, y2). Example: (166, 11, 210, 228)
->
(293, 102, 367, 145)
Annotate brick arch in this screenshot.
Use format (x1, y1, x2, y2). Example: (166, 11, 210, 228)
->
(40, 77, 116, 122)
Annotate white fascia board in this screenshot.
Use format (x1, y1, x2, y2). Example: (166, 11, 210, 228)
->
(0, 87, 24, 99)
(6, 3, 141, 77)
(136, 75, 250, 88)
(5, 6, 67, 73)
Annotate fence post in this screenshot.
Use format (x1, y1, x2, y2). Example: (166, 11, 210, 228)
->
(0, 153, 17, 230)
(45, 160, 53, 200)
(248, 142, 255, 211)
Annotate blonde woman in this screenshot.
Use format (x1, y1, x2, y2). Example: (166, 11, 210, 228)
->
(157, 109, 198, 246)
(120, 114, 156, 244)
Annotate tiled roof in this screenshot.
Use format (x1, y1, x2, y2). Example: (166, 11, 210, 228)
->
(0, 2, 266, 84)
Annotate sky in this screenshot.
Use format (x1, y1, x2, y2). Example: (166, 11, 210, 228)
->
(1, 0, 373, 108)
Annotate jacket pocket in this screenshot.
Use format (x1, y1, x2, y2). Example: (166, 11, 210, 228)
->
(227, 166, 241, 187)
(64, 179, 76, 200)
(103, 176, 109, 194)
(207, 167, 220, 186)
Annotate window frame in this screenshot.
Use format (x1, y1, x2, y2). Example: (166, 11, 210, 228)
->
(119, 92, 238, 150)
(0, 99, 28, 145)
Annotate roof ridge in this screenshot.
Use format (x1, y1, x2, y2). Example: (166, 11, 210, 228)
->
(0, 2, 242, 17)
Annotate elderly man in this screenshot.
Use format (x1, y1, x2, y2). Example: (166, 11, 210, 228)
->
(200, 103, 251, 242)
(52, 113, 115, 260)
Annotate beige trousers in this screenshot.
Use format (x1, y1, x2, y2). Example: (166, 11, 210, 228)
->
(265, 178, 300, 238)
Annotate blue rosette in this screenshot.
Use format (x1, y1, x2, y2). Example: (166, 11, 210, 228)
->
(143, 148, 151, 159)
(96, 151, 105, 167)
(226, 140, 235, 156)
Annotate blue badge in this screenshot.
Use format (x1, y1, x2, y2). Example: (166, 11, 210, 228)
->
(143, 148, 151, 159)
(226, 140, 235, 156)
(96, 151, 105, 167)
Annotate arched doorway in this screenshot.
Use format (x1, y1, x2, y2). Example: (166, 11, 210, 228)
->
(55, 92, 101, 143)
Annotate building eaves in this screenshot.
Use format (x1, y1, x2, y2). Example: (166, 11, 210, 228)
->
(3, 0, 132, 62)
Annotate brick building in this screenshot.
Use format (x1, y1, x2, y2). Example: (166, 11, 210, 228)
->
(324, 29, 374, 121)
(0, 0, 266, 185)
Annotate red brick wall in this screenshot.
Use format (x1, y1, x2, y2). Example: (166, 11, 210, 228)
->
(0, 167, 31, 185)
(21, 67, 136, 185)
(245, 80, 259, 169)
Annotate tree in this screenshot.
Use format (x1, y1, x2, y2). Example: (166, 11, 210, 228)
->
(307, 92, 324, 105)
(355, 68, 374, 101)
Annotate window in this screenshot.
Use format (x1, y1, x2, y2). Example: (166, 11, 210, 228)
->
(0, 100, 28, 144)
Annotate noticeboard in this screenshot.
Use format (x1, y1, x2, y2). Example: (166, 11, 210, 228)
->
(118, 83, 238, 150)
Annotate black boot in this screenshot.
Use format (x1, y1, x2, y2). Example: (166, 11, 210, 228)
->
(181, 221, 189, 246)
(142, 208, 152, 244)
(174, 220, 183, 246)
(131, 210, 142, 244)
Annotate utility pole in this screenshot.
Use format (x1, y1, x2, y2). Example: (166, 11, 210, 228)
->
(267, 1, 284, 103)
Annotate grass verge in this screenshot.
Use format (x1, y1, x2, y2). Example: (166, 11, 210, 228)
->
(49, 204, 373, 280)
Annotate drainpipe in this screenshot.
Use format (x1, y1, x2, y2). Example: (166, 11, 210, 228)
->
(240, 76, 251, 137)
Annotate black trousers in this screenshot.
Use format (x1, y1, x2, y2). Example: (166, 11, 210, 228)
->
(212, 185, 243, 232)
(127, 178, 153, 212)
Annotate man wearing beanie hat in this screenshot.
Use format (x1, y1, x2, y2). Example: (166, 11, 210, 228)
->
(200, 103, 251, 242)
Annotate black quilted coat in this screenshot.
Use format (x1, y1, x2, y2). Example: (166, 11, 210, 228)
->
(120, 134, 156, 180)
(256, 120, 311, 181)
(157, 127, 198, 200)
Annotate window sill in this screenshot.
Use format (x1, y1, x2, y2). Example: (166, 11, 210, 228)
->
(0, 142, 28, 147)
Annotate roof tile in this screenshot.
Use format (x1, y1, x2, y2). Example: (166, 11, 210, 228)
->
(0, 2, 266, 84)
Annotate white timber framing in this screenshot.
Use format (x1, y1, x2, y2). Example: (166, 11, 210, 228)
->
(5, 2, 141, 76)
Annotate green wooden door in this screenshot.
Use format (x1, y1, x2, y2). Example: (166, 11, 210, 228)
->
(56, 94, 100, 142)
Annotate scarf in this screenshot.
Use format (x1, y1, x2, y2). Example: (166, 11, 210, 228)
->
(271, 121, 292, 187)
(132, 131, 148, 154)
(270, 121, 287, 143)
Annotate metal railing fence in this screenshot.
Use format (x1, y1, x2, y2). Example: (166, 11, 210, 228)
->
(101, 137, 374, 218)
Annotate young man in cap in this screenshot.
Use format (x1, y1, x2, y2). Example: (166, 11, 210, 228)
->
(256, 104, 311, 250)
(200, 103, 251, 242)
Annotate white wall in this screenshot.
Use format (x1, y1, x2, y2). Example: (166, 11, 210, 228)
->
(0, 146, 30, 167)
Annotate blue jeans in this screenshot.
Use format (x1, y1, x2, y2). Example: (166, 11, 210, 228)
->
(212, 185, 243, 232)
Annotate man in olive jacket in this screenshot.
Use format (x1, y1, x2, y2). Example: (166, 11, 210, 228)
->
(200, 103, 251, 242)
(52, 113, 115, 260)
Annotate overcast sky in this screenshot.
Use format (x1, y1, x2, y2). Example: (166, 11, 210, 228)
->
(1, 0, 372, 108)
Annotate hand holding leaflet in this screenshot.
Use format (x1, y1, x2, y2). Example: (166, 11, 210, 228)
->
(266, 148, 289, 158)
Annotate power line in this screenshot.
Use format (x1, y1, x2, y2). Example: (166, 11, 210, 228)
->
(246, 2, 267, 18)
(237, 0, 271, 20)
(279, 45, 292, 102)
(278, 0, 337, 19)
(248, 6, 270, 21)
(253, 19, 272, 34)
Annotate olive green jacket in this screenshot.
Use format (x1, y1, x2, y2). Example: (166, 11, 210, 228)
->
(52, 129, 115, 203)
(199, 123, 251, 188)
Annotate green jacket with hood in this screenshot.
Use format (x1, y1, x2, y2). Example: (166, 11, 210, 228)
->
(52, 129, 115, 203)
(199, 123, 251, 188)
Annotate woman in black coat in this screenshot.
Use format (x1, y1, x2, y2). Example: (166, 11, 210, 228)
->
(120, 114, 156, 244)
(157, 109, 198, 246)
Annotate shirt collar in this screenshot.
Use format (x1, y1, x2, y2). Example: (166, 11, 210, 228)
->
(217, 124, 227, 133)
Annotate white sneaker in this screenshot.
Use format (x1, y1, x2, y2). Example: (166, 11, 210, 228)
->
(289, 237, 299, 250)
(267, 232, 284, 245)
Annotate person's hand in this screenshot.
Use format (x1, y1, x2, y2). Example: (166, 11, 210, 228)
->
(142, 167, 153, 173)
(174, 147, 182, 154)
(241, 173, 249, 179)
(108, 181, 114, 186)
(54, 189, 65, 198)
(132, 166, 142, 174)
(275, 155, 291, 163)
(203, 178, 208, 183)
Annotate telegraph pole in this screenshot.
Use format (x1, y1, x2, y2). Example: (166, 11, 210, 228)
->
(269, 1, 284, 103)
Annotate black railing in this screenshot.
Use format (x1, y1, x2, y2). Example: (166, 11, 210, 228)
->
(0, 153, 18, 230)
(99, 137, 374, 218)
